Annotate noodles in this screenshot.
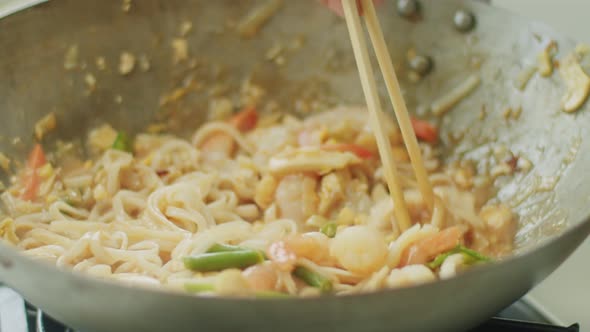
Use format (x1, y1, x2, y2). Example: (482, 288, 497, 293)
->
(0, 107, 517, 297)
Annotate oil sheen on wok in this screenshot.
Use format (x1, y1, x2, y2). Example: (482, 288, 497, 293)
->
(0, 104, 519, 297)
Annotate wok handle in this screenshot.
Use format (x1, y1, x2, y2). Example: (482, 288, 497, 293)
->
(473, 318, 579, 332)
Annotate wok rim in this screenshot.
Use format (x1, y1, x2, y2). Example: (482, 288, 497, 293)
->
(1, 211, 588, 305)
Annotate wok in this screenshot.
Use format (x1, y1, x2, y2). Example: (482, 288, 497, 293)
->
(0, 0, 589, 331)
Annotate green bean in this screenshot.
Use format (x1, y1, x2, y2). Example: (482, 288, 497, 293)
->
(293, 266, 333, 293)
(427, 245, 492, 269)
(207, 243, 267, 259)
(112, 131, 132, 152)
(183, 250, 265, 272)
(458, 245, 492, 263)
(320, 222, 338, 238)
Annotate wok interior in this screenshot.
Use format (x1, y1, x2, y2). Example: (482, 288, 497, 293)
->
(0, 0, 588, 256)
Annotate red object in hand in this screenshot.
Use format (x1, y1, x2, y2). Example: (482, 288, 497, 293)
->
(410, 117, 438, 143)
(319, 0, 385, 17)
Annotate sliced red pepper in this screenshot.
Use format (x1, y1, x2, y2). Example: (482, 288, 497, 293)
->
(411, 117, 438, 143)
(20, 172, 40, 201)
(321, 144, 374, 159)
(156, 169, 170, 177)
(27, 143, 46, 169)
(229, 106, 258, 132)
(20, 144, 46, 201)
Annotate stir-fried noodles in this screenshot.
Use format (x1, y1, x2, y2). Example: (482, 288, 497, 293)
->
(0, 106, 516, 297)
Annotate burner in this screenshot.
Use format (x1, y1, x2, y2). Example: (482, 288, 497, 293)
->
(471, 318, 579, 332)
(0, 285, 580, 332)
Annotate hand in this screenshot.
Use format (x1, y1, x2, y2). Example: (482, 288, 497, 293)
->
(319, 0, 384, 17)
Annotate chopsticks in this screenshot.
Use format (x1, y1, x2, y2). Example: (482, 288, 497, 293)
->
(361, 0, 435, 211)
(341, 0, 435, 232)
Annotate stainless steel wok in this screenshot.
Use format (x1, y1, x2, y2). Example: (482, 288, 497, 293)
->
(0, 1, 589, 331)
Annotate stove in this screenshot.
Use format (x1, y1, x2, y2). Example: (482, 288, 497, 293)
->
(0, 284, 579, 332)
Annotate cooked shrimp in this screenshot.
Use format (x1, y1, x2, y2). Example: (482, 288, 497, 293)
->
(199, 107, 258, 162)
(386, 265, 436, 289)
(242, 262, 279, 291)
(330, 225, 388, 276)
(274, 173, 319, 223)
(200, 134, 235, 161)
(399, 226, 466, 267)
(267, 232, 333, 272)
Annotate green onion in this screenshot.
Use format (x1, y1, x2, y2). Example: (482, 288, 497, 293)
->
(320, 222, 337, 238)
(184, 282, 215, 293)
(427, 252, 455, 269)
(112, 131, 132, 152)
(427, 245, 492, 269)
(207, 243, 247, 253)
(458, 245, 492, 263)
(293, 266, 333, 293)
(183, 250, 265, 272)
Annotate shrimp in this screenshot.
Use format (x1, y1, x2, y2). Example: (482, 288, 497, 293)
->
(200, 134, 235, 161)
(267, 232, 333, 272)
(199, 107, 258, 161)
(243, 262, 279, 291)
(330, 225, 388, 276)
(274, 173, 319, 223)
(398, 225, 466, 267)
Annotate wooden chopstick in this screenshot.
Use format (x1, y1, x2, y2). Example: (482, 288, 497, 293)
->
(341, 0, 412, 232)
(361, 0, 435, 211)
